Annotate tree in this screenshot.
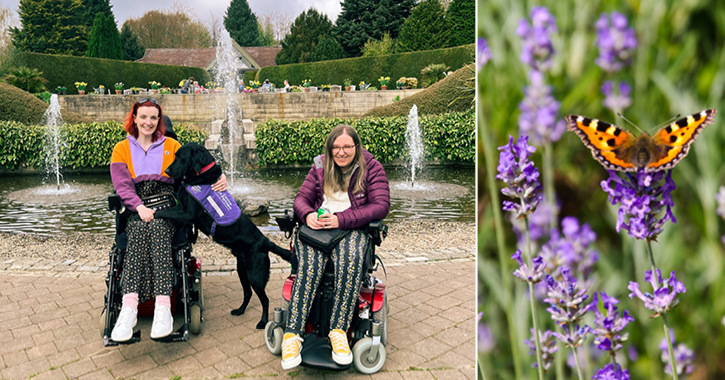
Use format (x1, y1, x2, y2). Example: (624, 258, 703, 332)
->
(11, 0, 88, 56)
(310, 35, 347, 62)
(207, 14, 224, 48)
(125, 10, 211, 49)
(224, 0, 260, 46)
(259, 11, 294, 45)
(361, 32, 394, 57)
(119, 22, 145, 61)
(275, 8, 339, 64)
(81, 0, 113, 27)
(257, 21, 276, 47)
(334, 0, 415, 57)
(86, 12, 122, 59)
(446, 0, 474, 47)
(395, 0, 450, 53)
(3, 66, 47, 92)
(0, 4, 19, 70)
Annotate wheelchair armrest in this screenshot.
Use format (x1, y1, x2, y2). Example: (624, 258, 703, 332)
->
(275, 210, 298, 235)
(108, 194, 124, 212)
(367, 220, 387, 246)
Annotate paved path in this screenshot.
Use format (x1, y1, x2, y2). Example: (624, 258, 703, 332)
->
(0, 251, 475, 380)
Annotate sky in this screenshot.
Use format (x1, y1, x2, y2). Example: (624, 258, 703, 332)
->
(0, 0, 342, 25)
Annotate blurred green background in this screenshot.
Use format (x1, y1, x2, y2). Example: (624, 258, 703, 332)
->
(478, 0, 725, 379)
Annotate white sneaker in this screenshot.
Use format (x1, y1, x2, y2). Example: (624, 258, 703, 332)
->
(111, 307, 137, 342)
(150, 305, 174, 339)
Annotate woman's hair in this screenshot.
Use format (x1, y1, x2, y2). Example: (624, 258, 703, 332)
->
(323, 124, 366, 196)
(123, 99, 166, 141)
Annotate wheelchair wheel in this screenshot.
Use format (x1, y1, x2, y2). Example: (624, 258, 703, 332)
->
(100, 308, 116, 338)
(264, 321, 284, 355)
(190, 304, 202, 335)
(352, 337, 386, 374)
(371, 292, 388, 346)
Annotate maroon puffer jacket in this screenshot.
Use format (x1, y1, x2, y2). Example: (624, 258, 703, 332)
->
(293, 148, 390, 230)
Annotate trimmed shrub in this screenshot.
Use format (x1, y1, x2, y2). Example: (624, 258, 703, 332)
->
(254, 109, 473, 166)
(11, 51, 210, 95)
(0, 120, 207, 171)
(364, 64, 474, 117)
(0, 82, 91, 125)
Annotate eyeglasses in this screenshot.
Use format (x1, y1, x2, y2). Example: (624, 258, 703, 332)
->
(332, 144, 357, 153)
(136, 98, 159, 106)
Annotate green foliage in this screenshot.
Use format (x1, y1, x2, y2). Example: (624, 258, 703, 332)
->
(33, 91, 51, 104)
(334, 0, 416, 57)
(420, 63, 449, 88)
(3, 66, 48, 92)
(125, 10, 211, 49)
(276, 9, 337, 65)
(86, 12, 123, 60)
(395, 0, 450, 53)
(81, 0, 113, 28)
(361, 33, 395, 57)
(446, 0, 474, 47)
(310, 35, 347, 62)
(0, 82, 90, 125)
(119, 22, 145, 61)
(254, 109, 473, 166)
(259, 43, 473, 90)
(0, 120, 207, 170)
(11, 0, 88, 56)
(365, 64, 474, 117)
(11, 51, 209, 95)
(257, 21, 275, 47)
(224, 0, 261, 47)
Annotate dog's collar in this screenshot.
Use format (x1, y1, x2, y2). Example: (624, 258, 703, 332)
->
(197, 161, 215, 175)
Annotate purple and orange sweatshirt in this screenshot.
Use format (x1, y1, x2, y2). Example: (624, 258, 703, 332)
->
(110, 135, 181, 212)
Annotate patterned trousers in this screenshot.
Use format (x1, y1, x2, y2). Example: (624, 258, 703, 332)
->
(285, 229, 369, 334)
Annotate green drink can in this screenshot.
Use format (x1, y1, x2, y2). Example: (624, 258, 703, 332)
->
(317, 207, 330, 218)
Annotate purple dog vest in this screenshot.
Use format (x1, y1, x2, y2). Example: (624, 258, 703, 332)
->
(186, 184, 241, 236)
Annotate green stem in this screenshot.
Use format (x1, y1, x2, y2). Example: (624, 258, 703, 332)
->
(644, 240, 679, 380)
(478, 96, 522, 379)
(525, 219, 545, 380)
(478, 353, 489, 380)
(572, 346, 585, 380)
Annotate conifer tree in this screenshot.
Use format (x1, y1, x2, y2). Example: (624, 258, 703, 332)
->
(224, 0, 261, 46)
(334, 0, 415, 57)
(11, 0, 88, 56)
(446, 0, 474, 47)
(86, 12, 123, 59)
(82, 0, 113, 28)
(119, 22, 145, 61)
(395, 0, 450, 53)
(275, 8, 337, 64)
(310, 35, 347, 62)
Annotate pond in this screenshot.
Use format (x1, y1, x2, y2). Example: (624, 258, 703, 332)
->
(0, 165, 474, 236)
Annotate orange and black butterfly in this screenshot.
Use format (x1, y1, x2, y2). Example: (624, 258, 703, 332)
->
(565, 109, 716, 172)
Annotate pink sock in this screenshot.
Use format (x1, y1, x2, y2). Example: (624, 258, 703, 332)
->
(156, 295, 171, 309)
(122, 293, 139, 310)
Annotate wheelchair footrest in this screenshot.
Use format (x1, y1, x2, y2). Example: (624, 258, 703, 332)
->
(300, 334, 351, 371)
(103, 330, 142, 347)
(150, 324, 190, 343)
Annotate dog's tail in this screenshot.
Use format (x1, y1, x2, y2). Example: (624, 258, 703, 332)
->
(268, 240, 298, 271)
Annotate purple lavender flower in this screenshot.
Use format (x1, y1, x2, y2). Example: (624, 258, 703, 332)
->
(477, 37, 492, 71)
(518, 71, 567, 146)
(659, 331, 695, 377)
(544, 268, 595, 326)
(540, 217, 599, 281)
(524, 328, 558, 372)
(517, 6, 557, 72)
(512, 250, 546, 283)
(601, 80, 633, 113)
(477, 312, 495, 353)
(595, 12, 637, 73)
(601, 169, 677, 240)
(551, 323, 591, 348)
(628, 269, 686, 317)
(496, 135, 543, 218)
(591, 292, 634, 356)
(592, 363, 631, 380)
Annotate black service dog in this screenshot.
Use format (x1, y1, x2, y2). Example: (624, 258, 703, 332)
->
(158, 142, 297, 329)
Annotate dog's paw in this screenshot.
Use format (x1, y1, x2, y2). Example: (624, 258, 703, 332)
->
(256, 319, 267, 329)
(230, 307, 246, 316)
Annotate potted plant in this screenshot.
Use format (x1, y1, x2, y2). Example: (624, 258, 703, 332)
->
(75, 81, 87, 95)
(114, 82, 123, 94)
(248, 80, 260, 92)
(320, 84, 331, 92)
(302, 79, 312, 92)
(378, 76, 390, 90)
(97, 84, 106, 95)
(159, 87, 172, 94)
(129, 87, 140, 94)
(406, 77, 418, 89)
(396, 77, 407, 90)
(56, 86, 67, 95)
(148, 81, 161, 94)
(343, 78, 352, 91)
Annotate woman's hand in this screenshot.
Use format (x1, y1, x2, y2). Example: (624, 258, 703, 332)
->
(305, 212, 325, 230)
(316, 212, 339, 229)
(212, 173, 227, 192)
(137, 204, 155, 222)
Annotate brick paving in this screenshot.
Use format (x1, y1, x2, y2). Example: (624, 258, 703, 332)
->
(0, 251, 475, 380)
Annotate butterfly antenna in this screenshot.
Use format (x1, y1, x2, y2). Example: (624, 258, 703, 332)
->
(616, 113, 645, 134)
(647, 113, 681, 134)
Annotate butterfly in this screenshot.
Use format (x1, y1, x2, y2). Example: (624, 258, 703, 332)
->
(565, 109, 717, 172)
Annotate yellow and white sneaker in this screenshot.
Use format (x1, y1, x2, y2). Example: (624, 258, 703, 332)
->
(281, 333, 304, 370)
(329, 329, 352, 365)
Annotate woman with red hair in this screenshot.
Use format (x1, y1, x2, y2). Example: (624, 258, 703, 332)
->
(109, 98, 225, 342)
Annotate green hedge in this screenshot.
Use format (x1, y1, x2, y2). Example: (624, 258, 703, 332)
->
(10, 51, 210, 95)
(0, 83, 92, 125)
(0, 121, 207, 171)
(246, 44, 474, 88)
(254, 109, 473, 166)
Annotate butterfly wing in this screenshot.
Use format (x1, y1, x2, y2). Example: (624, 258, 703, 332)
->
(646, 109, 716, 171)
(565, 115, 637, 171)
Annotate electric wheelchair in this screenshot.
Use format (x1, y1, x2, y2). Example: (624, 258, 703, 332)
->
(100, 193, 203, 346)
(264, 211, 389, 374)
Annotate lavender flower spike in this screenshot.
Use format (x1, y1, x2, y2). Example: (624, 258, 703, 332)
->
(628, 269, 686, 317)
(477, 37, 492, 70)
(544, 269, 595, 325)
(518, 70, 567, 145)
(524, 328, 558, 372)
(591, 292, 634, 355)
(601, 80, 633, 113)
(659, 331, 695, 377)
(592, 363, 631, 380)
(595, 11, 637, 73)
(512, 250, 547, 283)
(496, 135, 543, 218)
(516, 6, 557, 72)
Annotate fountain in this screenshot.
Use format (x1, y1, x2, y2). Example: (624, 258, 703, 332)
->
(43, 94, 64, 190)
(214, 30, 243, 188)
(405, 105, 424, 187)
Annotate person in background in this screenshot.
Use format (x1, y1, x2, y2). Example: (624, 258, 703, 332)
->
(284, 79, 291, 92)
